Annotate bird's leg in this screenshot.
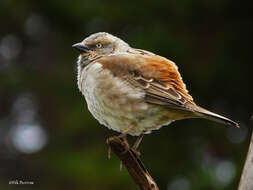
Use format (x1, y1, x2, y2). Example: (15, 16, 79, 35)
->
(107, 123, 135, 160)
(132, 134, 144, 150)
(131, 134, 144, 157)
(118, 123, 136, 171)
(119, 133, 143, 171)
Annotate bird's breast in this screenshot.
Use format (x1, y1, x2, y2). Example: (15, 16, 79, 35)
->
(78, 62, 152, 134)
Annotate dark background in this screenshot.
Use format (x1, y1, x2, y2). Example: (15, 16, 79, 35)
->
(0, 0, 252, 190)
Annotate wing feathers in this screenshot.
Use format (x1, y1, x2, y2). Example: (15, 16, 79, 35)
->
(97, 52, 194, 110)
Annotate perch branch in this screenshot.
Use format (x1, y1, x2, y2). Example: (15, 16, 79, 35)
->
(238, 115, 253, 190)
(107, 136, 159, 190)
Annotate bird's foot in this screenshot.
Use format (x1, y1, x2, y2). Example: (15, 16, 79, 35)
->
(131, 148, 141, 158)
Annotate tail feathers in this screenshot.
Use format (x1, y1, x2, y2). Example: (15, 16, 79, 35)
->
(193, 106, 239, 128)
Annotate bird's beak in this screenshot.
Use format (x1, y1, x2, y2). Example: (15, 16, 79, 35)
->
(72, 43, 90, 53)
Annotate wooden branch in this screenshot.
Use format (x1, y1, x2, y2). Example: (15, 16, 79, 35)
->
(107, 136, 159, 190)
(238, 115, 253, 190)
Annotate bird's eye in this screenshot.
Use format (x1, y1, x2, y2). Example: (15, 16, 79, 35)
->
(96, 43, 102, 48)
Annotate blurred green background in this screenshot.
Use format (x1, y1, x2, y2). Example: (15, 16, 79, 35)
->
(0, 0, 252, 190)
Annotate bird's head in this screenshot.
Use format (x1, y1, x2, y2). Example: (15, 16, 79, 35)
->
(73, 32, 130, 66)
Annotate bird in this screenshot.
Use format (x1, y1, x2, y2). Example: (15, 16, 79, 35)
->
(72, 32, 239, 152)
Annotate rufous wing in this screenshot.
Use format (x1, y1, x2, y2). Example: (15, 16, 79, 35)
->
(97, 50, 194, 111)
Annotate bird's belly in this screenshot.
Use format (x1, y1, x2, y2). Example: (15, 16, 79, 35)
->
(79, 63, 173, 136)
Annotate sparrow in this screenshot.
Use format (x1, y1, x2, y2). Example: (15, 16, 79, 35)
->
(72, 32, 239, 150)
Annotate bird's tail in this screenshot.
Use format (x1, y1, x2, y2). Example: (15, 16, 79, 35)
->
(192, 105, 239, 128)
